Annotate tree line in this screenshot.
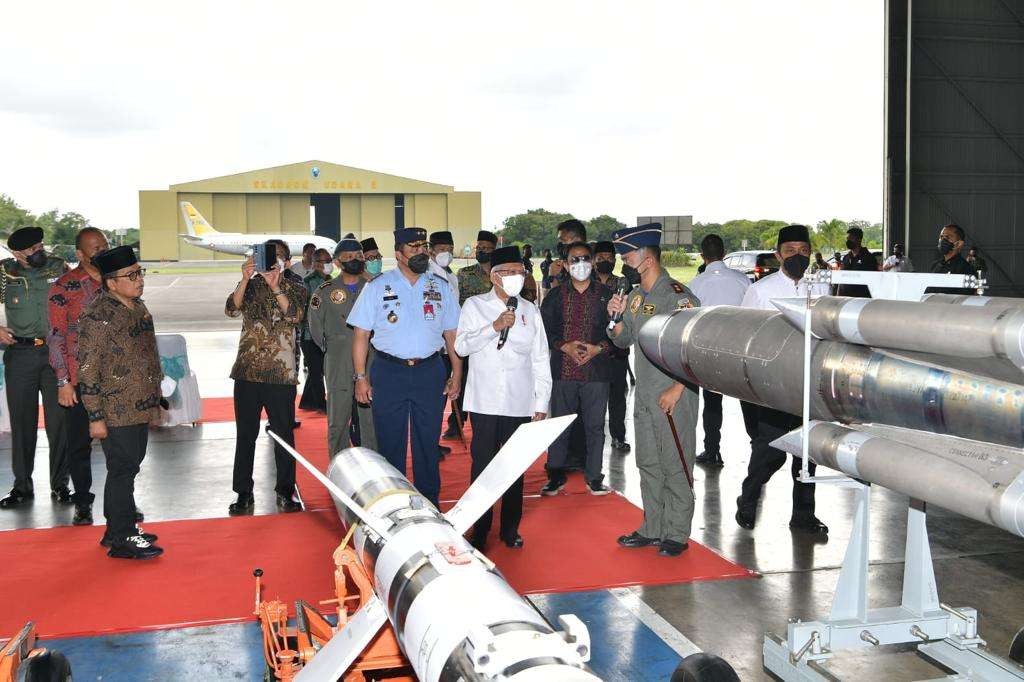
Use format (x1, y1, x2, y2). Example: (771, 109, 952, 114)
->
(0, 194, 138, 257)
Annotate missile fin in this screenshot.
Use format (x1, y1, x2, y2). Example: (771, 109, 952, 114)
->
(770, 298, 820, 337)
(294, 594, 387, 681)
(445, 414, 576, 534)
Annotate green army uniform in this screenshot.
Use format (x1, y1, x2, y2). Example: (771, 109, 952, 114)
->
(1, 255, 70, 499)
(456, 263, 491, 306)
(610, 270, 699, 544)
(307, 277, 377, 456)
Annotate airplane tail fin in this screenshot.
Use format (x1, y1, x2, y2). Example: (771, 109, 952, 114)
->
(179, 202, 219, 237)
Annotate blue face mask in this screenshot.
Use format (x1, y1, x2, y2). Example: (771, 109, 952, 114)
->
(366, 259, 382, 276)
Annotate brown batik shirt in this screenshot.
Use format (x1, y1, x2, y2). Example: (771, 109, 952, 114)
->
(77, 291, 163, 427)
(225, 274, 307, 385)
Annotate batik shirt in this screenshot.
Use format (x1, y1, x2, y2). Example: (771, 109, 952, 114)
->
(77, 292, 163, 426)
(225, 274, 307, 385)
(456, 263, 492, 305)
(47, 266, 102, 386)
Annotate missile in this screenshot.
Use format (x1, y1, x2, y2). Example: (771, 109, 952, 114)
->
(771, 421, 1024, 539)
(770, 296, 1024, 370)
(269, 418, 602, 682)
(921, 293, 1024, 311)
(637, 306, 1024, 448)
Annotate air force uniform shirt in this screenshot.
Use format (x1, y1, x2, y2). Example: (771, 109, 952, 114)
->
(347, 268, 460, 359)
(454, 289, 551, 418)
(687, 260, 750, 307)
(740, 270, 830, 311)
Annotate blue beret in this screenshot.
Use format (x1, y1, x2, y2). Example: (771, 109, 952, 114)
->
(334, 233, 362, 257)
(394, 227, 428, 246)
(611, 223, 662, 255)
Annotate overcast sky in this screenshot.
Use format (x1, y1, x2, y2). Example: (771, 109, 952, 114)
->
(0, 1, 883, 231)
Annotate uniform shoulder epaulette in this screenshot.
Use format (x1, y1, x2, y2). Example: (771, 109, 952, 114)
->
(670, 280, 686, 293)
(317, 279, 333, 290)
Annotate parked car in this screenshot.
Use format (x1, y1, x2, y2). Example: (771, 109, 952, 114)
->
(723, 250, 780, 281)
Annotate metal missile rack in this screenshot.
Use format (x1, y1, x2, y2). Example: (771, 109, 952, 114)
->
(762, 271, 1024, 681)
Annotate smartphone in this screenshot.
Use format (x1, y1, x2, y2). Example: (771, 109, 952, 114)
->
(251, 242, 275, 273)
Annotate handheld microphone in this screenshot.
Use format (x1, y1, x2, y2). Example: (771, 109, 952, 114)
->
(607, 278, 630, 330)
(497, 296, 518, 350)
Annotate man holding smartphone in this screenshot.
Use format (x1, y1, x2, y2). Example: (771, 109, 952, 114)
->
(225, 242, 308, 516)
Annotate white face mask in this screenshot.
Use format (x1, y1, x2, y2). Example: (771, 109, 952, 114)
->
(322, 263, 333, 275)
(500, 273, 525, 297)
(570, 261, 593, 282)
(434, 251, 453, 268)
(277, 258, 286, 272)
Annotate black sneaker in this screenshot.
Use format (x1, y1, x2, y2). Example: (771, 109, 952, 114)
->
(540, 477, 565, 496)
(101, 526, 157, 547)
(228, 494, 255, 516)
(108, 535, 164, 560)
(72, 504, 93, 526)
(276, 494, 302, 513)
(51, 487, 74, 504)
(587, 480, 612, 496)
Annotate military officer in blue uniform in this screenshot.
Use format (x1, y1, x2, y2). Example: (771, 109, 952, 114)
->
(349, 227, 463, 506)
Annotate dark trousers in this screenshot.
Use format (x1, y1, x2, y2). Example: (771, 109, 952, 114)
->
(232, 380, 297, 498)
(299, 340, 327, 411)
(66, 389, 95, 505)
(547, 380, 609, 483)
(371, 355, 446, 506)
(100, 423, 148, 541)
(446, 356, 469, 432)
(469, 413, 530, 541)
(607, 356, 628, 442)
(4, 345, 68, 495)
(740, 400, 760, 444)
(701, 389, 724, 456)
(738, 406, 817, 521)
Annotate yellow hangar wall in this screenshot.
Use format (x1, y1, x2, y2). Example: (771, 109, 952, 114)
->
(138, 160, 482, 261)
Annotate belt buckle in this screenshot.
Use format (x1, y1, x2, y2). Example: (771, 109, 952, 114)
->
(33, 338, 44, 347)
(406, 359, 415, 367)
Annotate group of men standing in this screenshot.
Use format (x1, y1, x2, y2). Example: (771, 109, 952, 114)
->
(0, 226, 167, 559)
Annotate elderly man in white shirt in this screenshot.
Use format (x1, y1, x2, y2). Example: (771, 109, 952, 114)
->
(687, 234, 757, 468)
(455, 245, 551, 551)
(735, 225, 830, 538)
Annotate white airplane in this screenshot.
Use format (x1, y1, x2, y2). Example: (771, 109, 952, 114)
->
(178, 201, 337, 257)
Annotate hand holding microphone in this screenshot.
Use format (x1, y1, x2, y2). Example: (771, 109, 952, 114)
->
(607, 279, 630, 330)
(496, 296, 519, 350)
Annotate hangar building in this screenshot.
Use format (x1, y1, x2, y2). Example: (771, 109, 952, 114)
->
(138, 160, 482, 261)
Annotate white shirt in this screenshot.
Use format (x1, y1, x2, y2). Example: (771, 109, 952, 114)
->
(455, 289, 552, 417)
(740, 270, 830, 311)
(429, 259, 460, 295)
(687, 260, 751, 307)
(883, 255, 914, 272)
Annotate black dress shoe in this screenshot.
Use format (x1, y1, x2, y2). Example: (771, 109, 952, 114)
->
(735, 497, 756, 529)
(501, 533, 524, 549)
(439, 445, 451, 458)
(617, 531, 660, 548)
(790, 516, 829, 535)
(276, 494, 302, 513)
(228, 494, 255, 516)
(108, 535, 163, 560)
(101, 526, 157, 547)
(695, 451, 714, 464)
(658, 539, 689, 557)
(442, 425, 461, 440)
(0, 489, 32, 509)
(73, 504, 93, 526)
(51, 487, 73, 504)
(134, 509, 145, 523)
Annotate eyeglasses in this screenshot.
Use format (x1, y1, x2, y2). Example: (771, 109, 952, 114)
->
(364, 254, 382, 261)
(569, 255, 592, 263)
(108, 268, 146, 281)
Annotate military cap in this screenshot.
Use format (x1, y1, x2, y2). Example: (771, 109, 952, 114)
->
(334, 233, 362, 257)
(594, 240, 615, 255)
(476, 230, 498, 244)
(93, 245, 138, 276)
(429, 230, 454, 246)
(394, 227, 428, 246)
(777, 224, 811, 248)
(611, 223, 662, 255)
(7, 226, 44, 251)
(489, 245, 522, 269)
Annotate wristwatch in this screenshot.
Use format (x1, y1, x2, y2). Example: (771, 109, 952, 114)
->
(56, 378, 70, 388)
(352, 372, 367, 381)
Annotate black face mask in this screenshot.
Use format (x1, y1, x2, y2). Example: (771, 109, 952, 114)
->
(845, 239, 858, 250)
(595, 261, 614, 275)
(938, 239, 954, 255)
(408, 253, 430, 274)
(341, 260, 365, 275)
(894, 250, 903, 258)
(26, 250, 48, 268)
(476, 250, 491, 264)
(621, 263, 641, 285)
(782, 253, 810, 280)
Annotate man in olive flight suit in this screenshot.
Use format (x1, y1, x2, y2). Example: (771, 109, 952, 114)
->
(0, 226, 70, 508)
(307, 235, 377, 456)
(607, 223, 700, 558)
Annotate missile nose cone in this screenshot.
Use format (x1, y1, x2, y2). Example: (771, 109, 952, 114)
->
(637, 313, 674, 367)
(771, 297, 810, 332)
